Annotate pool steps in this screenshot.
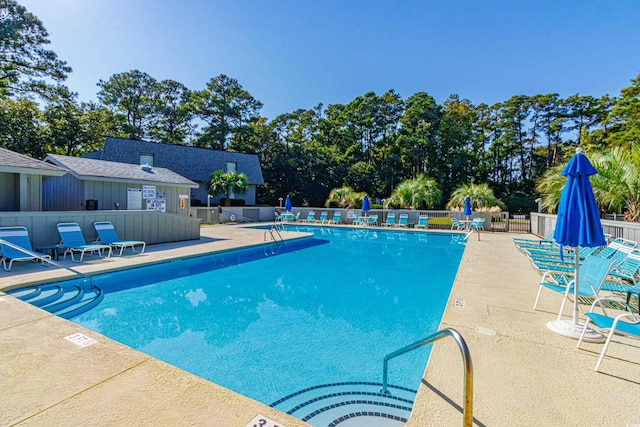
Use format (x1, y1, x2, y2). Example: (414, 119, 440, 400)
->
(7, 281, 104, 319)
(270, 381, 415, 426)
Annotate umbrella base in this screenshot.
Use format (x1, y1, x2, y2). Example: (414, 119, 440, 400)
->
(546, 320, 605, 343)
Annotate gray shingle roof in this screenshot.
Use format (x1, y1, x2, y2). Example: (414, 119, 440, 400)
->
(94, 137, 264, 185)
(0, 148, 67, 175)
(45, 154, 198, 188)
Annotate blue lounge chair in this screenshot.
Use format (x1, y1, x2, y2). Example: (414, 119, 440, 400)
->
(329, 211, 341, 224)
(57, 223, 112, 262)
(512, 232, 554, 245)
(367, 215, 378, 226)
(578, 296, 640, 371)
(382, 214, 395, 227)
(0, 226, 50, 271)
(352, 216, 365, 226)
(94, 221, 146, 256)
(533, 255, 617, 320)
(315, 212, 329, 223)
(301, 212, 315, 223)
(396, 214, 409, 227)
(608, 249, 640, 284)
(415, 215, 429, 229)
(529, 238, 635, 274)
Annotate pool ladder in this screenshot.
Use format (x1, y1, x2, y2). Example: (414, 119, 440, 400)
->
(0, 238, 95, 288)
(264, 223, 285, 255)
(381, 327, 473, 427)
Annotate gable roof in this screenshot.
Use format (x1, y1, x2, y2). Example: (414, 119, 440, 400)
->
(92, 137, 264, 185)
(44, 154, 198, 188)
(0, 147, 67, 176)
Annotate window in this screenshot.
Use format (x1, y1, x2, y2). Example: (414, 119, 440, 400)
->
(226, 162, 236, 173)
(140, 153, 154, 167)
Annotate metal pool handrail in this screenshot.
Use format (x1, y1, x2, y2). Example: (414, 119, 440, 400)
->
(264, 223, 285, 243)
(0, 238, 94, 287)
(381, 327, 473, 427)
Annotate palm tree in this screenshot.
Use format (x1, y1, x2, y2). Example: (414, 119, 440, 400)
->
(535, 165, 566, 213)
(325, 186, 366, 209)
(590, 146, 640, 221)
(385, 175, 441, 209)
(446, 183, 505, 211)
(538, 146, 640, 221)
(209, 170, 248, 206)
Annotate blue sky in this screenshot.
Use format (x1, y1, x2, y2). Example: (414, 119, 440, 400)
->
(20, 0, 640, 120)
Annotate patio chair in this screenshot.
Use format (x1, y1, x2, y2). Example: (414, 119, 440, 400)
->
(512, 232, 554, 247)
(450, 217, 464, 230)
(530, 238, 634, 274)
(301, 212, 315, 223)
(415, 215, 429, 229)
(577, 296, 640, 371)
(315, 211, 329, 223)
(533, 255, 617, 320)
(607, 249, 640, 285)
(367, 215, 378, 226)
(352, 216, 365, 226)
(57, 222, 112, 262)
(382, 213, 395, 227)
(0, 226, 50, 271)
(94, 221, 146, 256)
(329, 211, 341, 224)
(395, 214, 409, 227)
(469, 218, 485, 231)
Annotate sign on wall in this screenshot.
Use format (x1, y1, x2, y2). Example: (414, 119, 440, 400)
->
(127, 188, 143, 210)
(146, 199, 166, 212)
(143, 185, 156, 199)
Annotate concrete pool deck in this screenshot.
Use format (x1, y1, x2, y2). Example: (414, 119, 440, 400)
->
(1, 225, 639, 426)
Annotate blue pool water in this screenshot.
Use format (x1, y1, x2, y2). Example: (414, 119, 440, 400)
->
(70, 226, 465, 409)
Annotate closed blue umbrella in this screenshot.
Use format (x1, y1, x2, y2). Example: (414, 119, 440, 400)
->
(548, 148, 606, 340)
(362, 195, 371, 216)
(285, 195, 292, 212)
(463, 196, 472, 220)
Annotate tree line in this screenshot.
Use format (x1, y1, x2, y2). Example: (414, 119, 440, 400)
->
(2, 0, 638, 211)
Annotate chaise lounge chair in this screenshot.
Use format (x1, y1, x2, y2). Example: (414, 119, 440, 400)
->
(301, 212, 315, 223)
(94, 221, 146, 256)
(382, 213, 395, 227)
(57, 222, 112, 262)
(315, 212, 329, 223)
(395, 214, 409, 227)
(0, 226, 50, 271)
(329, 211, 341, 224)
(415, 215, 429, 229)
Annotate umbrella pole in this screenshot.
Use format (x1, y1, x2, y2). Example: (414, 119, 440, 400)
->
(546, 245, 605, 342)
(572, 247, 580, 325)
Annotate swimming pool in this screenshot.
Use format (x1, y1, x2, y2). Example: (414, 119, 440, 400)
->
(21, 226, 465, 425)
